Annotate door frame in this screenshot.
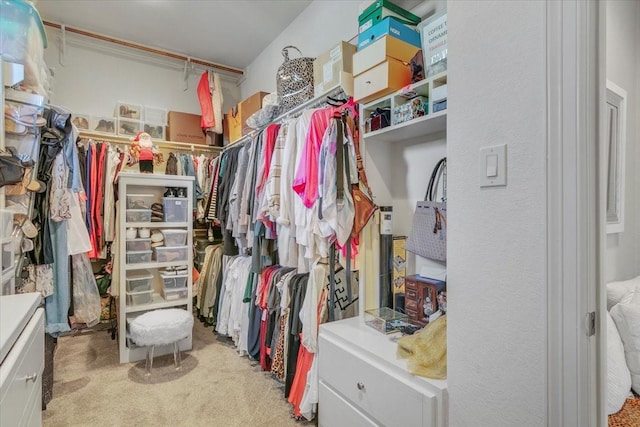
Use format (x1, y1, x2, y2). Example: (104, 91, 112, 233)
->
(361, 1, 607, 423)
(545, 0, 605, 426)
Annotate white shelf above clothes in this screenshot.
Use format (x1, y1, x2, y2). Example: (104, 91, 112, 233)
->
(224, 82, 354, 149)
(361, 71, 448, 144)
(363, 111, 446, 143)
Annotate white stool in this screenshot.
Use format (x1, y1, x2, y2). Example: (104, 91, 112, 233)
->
(129, 308, 193, 375)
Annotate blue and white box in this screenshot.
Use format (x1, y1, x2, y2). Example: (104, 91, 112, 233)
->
(357, 17, 422, 51)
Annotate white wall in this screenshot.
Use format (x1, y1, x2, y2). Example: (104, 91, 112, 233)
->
(240, 0, 362, 98)
(42, 27, 241, 120)
(447, 1, 547, 425)
(605, 0, 640, 282)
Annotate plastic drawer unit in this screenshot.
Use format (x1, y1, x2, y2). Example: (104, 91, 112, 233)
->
(126, 194, 154, 209)
(126, 250, 152, 264)
(126, 271, 153, 292)
(126, 209, 151, 222)
(126, 238, 152, 252)
(126, 290, 153, 306)
(154, 246, 188, 263)
(160, 272, 188, 290)
(163, 197, 189, 222)
(160, 229, 188, 247)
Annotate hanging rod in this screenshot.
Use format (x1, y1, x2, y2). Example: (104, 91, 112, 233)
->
(222, 83, 352, 153)
(79, 131, 222, 154)
(43, 21, 244, 76)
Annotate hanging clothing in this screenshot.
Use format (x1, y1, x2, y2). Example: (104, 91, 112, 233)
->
(197, 71, 215, 129)
(166, 152, 178, 175)
(211, 72, 224, 135)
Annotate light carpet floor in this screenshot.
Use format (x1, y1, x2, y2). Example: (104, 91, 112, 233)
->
(43, 318, 312, 427)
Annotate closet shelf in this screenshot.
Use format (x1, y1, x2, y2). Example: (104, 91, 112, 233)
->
(79, 131, 222, 153)
(125, 293, 189, 313)
(362, 111, 446, 143)
(125, 222, 189, 228)
(124, 261, 190, 271)
(225, 83, 352, 149)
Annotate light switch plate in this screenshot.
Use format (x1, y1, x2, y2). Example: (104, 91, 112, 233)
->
(480, 144, 507, 187)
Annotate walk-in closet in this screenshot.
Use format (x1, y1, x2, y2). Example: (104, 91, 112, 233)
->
(1, 1, 637, 426)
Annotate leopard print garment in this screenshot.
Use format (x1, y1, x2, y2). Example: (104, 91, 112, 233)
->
(271, 311, 288, 381)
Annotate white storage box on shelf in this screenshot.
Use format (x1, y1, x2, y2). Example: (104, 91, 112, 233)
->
(163, 197, 188, 222)
(126, 290, 153, 306)
(154, 246, 188, 263)
(126, 209, 151, 222)
(160, 272, 188, 290)
(125, 270, 153, 292)
(160, 229, 188, 247)
(126, 250, 152, 264)
(126, 238, 152, 252)
(161, 287, 189, 301)
(126, 194, 154, 209)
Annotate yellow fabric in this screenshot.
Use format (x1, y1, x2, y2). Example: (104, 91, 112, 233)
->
(397, 315, 447, 379)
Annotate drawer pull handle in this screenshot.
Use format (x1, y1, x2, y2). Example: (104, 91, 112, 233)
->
(24, 373, 38, 382)
(357, 382, 365, 391)
(365, 81, 371, 85)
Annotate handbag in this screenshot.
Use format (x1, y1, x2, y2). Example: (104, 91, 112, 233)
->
(0, 147, 29, 188)
(405, 157, 447, 261)
(276, 46, 314, 113)
(344, 115, 377, 237)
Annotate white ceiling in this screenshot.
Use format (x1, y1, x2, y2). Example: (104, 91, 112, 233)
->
(34, 0, 313, 71)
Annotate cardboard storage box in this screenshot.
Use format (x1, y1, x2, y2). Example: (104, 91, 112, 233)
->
(358, 0, 420, 33)
(354, 59, 411, 104)
(353, 35, 421, 76)
(167, 111, 205, 144)
(358, 16, 421, 51)
(315, 71, 354, 98)
(227, 91, 270, 144)
(240, 91, 269, 136)
(313, 41, 356, 93)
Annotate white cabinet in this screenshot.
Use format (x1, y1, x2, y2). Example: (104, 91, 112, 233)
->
(117, 172, 194, 363)
(318, 317, 447, 427)
(0, 293, 44, 427)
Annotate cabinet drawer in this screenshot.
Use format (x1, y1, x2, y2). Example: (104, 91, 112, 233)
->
(319, 334, 432, 427)
(353, 36, 420, 76)
(319, 381, 378, 427)
(354, 60, 411, 105)
(0, 308, 44, 427)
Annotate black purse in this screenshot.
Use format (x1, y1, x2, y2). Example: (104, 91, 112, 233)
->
(0, 147, 29, 188)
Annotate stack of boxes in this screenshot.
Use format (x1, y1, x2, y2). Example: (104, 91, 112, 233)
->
(353, 1, 422, 105)
(313, 41, 357, 98)
(225, 91, 269, 145)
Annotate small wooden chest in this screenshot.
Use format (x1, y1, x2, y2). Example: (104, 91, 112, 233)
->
(404, 275, 446, 327)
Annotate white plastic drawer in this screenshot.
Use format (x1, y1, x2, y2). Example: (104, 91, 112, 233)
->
(319, 381, 378, 427)
(0, 308, 44, 427)
(318, 333, 432, 427)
